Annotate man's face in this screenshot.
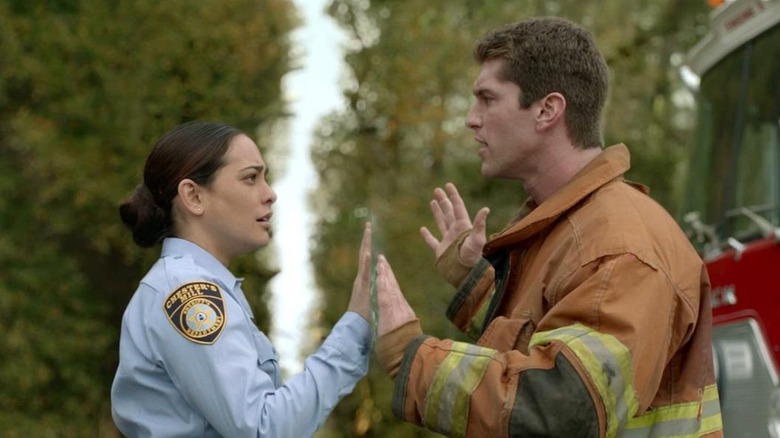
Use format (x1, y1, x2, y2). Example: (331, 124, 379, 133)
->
(465, 58, 540, 180)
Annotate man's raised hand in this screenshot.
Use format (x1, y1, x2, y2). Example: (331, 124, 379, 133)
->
(419, 182, 489, 267)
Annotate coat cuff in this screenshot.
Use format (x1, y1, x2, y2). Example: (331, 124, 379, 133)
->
(435, 229, 477, 287)
(376, 319, 422, 378)
(445, 258, 494, 338)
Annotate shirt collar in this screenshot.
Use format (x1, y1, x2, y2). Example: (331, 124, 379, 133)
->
(160, 237, 243, 291)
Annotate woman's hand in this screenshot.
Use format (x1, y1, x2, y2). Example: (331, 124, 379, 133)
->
(347, 222, 372, 322)
(347, 222, 371, 322)
(419, 182, 489, 267)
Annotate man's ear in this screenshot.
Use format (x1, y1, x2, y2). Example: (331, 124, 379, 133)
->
(177, 179, 204, 216)
(536, 92, 566, 131)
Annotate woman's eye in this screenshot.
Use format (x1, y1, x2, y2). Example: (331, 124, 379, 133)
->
(246, 174, 257, 183)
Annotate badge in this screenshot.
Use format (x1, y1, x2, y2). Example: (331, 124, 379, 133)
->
(163, 281, 226, 344)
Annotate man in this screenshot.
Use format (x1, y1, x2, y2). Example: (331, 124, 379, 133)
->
(375, 17, 723, 437)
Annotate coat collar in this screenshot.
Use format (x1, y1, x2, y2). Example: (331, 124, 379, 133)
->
(484, 144, 632, 255)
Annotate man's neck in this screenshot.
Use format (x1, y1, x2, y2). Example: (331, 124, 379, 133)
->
(522, 143, 603, 204)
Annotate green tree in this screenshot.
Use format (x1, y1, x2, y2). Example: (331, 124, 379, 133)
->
(310, 1, 710, 436)
(0, 0, 297, 435)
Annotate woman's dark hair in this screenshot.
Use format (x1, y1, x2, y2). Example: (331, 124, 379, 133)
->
(119, 121, 243, 247)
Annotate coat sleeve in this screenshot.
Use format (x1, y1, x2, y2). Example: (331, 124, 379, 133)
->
(435, 231, 497, 339)
(384, 253, 700, 438)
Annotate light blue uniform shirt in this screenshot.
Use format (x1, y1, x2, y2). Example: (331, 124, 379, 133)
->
(111, 238, 371, 438)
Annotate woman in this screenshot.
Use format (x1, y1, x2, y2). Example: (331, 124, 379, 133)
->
(111, 120, 375, 437)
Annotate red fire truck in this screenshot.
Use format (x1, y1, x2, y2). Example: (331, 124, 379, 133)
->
(682, 0, 780, 436)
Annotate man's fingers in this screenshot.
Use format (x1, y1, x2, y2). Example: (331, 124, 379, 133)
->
(458, 207, 490, 267)
(430, 199, 448, 234)
(433, 187, 455, 224)
(377, 255, 404, 304)
(472, 207, 490, 235)
(377, 255, 417, 336)
(378, 256, 394, 289)
(419, 226, 440, 251)
(445, 182, 470, 222)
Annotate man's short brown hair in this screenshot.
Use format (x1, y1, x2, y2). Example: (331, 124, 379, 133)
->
(474, 17, 609, 149)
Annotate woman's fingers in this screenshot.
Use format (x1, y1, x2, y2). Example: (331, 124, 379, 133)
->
(348, 222, 373, 321)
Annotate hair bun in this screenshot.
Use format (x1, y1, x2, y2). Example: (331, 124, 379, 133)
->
(119, 184, 170, 247)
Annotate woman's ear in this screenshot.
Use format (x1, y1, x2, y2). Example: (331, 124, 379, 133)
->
(177, 179, 204, 216)
(536, 92, 566, 131)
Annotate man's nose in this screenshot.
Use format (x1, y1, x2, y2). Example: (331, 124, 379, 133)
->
(465, 105, 481, 130)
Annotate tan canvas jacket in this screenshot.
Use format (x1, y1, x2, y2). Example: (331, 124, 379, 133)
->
(379, 144, 723, 437)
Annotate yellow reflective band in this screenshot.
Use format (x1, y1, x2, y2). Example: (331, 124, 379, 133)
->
(623, 400, 701, 435)
(700, 384, 723, 435)
(423, 342, 496, 437)
(699, 412, 723, 436)
(620, 385, 722, 437)
(466, 295, 492, 339)
(703, 384, 719, 403)
(529, 325, 723, 437)
(424, 348, 463, 431)
(530, 324, 639, 437)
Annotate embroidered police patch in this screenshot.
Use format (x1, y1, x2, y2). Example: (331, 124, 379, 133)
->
(164, 281, 226, 344)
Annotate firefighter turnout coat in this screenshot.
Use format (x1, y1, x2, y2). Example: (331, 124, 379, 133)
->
(378, 144, 723, 437)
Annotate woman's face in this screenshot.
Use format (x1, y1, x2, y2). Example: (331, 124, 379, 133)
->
(198, 134, 277, 264)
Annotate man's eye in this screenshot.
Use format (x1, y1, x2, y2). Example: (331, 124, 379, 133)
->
(246, 174, 257, 182)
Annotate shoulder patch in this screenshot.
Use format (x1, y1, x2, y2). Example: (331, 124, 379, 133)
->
(163, 281, 226, 344)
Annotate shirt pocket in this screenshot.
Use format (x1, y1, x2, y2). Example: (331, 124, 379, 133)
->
(252, 330, 281, 387)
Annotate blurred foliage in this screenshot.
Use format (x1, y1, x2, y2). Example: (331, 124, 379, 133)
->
(310, 0, 711, 436)
(0, 0, 297, 436)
